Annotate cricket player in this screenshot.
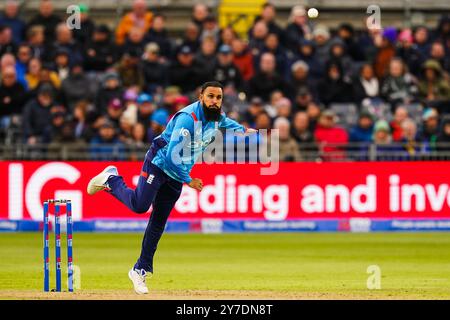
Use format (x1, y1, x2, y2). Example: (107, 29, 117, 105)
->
(87, 81, 257, 294)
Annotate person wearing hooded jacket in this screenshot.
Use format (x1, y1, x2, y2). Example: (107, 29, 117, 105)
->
(317, 61, 354, 106)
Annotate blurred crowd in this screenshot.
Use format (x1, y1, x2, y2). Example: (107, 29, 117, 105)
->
(0, 0, 449, 161)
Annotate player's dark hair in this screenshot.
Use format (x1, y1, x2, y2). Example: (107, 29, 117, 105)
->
(200, 81, 223, 93)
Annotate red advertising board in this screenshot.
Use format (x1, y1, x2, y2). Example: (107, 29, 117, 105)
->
(1, 161, 450, 221)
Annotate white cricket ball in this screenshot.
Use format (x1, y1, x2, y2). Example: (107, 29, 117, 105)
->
(308, 8, 319, 19)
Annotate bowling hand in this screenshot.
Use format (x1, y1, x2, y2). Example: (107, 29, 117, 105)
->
(188, 178, 203, 191)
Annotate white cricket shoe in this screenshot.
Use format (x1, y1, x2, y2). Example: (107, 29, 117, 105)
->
(128, 268, 149, 294)
(86, 165, 118, 195)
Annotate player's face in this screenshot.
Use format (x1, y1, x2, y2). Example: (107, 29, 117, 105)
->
(200, 86, 223, 109)
(200, 86, 223, 121)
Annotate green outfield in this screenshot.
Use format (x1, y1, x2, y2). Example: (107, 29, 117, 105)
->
(1, 232, 450, 299)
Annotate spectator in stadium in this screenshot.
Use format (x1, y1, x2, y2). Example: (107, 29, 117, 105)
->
(95, 71, 124, 115)
(349, 111, 375, 143)
(141, 42, 168, 94)
(136, 93, 155, 126)
(38, 62, 62, 91)
(15, 44, 32, 89)
(254, 2, 285, 46)
(47, 121, 87, 159)
(312, 24, 331, 66)
(181, 22, 201, 53)
(191, 3, 210, 32)
(428, 41, 450, 73)
(115, 0, 153, 46)
(390, 105, 409, 141)
(305, 101, 322, 131)
(172, 95, 190, 114)
(418, 59, 450, 106)
(26, 25, 46, 59)
(45, 23, 83, 65)
(147, 108, 169, 142)
(327, 38, 354, 79)
(247, 52, 292, 102)
(60, 63, 96, 112)
(291, 111, 315, 147)
(413, 26, 431, 58)
(396, 28, 425, 77)
(417, 108, 440, 148)
(295, 39, 323, 81)
(128, 122, 147, 160)
(0, 0, 25, 44)
(274, 117, 302, 161)
(195, 36, 217, 77)
(353, 63, 380, 105)
(72, 4, 95, 45)
(116, 50, 144, 89)
(22, 83, 56, 144)
(400, 118, 429, 158)
(105, 98, 125, 129)
(72, 100, 93, 142)
(314, 109, 349, 160)
(381, 58, 419, 110)
(231, 37, 254, 81)
(248, 20, 269, 58)
(169, 45, 206, 94)
(25, 57, 60, 90)
(317, 61, 354, 106)
(84, 24, 116, 72)
(160, 85, 181, 112)
(293, 87, 314, 111)
(371, 120, 398, 160)
(260, 32, 289, 78)
(53, 49, 70, 81)
(266, 90, 285, 117)
(212, 44, 244, 93)
(218, 26, 237, 48)
(145, 14, 172, 61)
(241, 97, 264, 128)
(336, 23, 365, 62)
(121, 26, 146, 58)
(1, 52, 26, 88)
(200, 14, 220, 43)
(290, 60, 316, 98)
(0, 65, 26, 120)
(273, 97, 292, 119)
(89, 119, 125, 160)
(42, 105, 66, 143)
(436, 116, 450, 153)
(285, 5, 312, 53)
(27, 0, 61, 45)
(130, 122, 147, 146)
(0, 25, 16, 56)
(434, 14, 450, 43)
(373, 26, 397, 79)
(373, 120, 392, 145)
(254, 110, 272, 132)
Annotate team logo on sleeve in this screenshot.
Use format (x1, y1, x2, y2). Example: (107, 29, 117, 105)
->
(180, 128, 190, 137)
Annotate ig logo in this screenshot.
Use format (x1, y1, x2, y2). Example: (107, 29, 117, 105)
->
(66, 5, 81, 30)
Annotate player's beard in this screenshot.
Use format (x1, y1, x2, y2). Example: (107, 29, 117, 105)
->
(202, 102, 222, 122)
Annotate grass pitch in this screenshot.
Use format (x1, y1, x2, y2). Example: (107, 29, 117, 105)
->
(1, 232, 450, 299)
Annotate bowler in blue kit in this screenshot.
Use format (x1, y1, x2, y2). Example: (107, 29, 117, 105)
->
(87, 81, 256, 294)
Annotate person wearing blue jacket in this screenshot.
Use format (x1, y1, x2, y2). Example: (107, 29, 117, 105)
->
(87, 81, 256, 294)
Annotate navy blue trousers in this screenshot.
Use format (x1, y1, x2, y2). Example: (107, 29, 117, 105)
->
(107, 148, 183, 273)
